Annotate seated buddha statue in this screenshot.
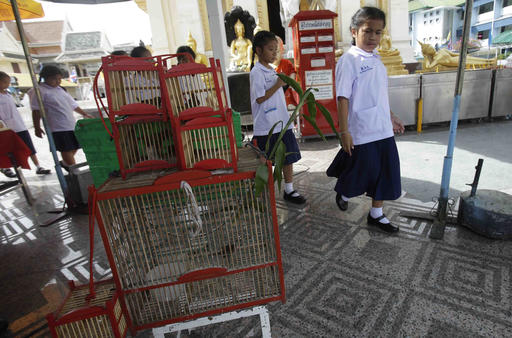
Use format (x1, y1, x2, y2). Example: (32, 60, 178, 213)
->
(186, 33, 209, 66)
(419, 41, 497, 71)
(229, 19, 253, 72)
(378, 30, 408, 75)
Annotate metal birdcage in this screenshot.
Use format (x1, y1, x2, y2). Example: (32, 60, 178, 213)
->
(102, 55, 166, 117)
(92, 154, 284, 332)
(46, 280, 129, 337)
(94, 55, 178, 178)
(161, 57, 228, 121)
(160, 57, 237, 171)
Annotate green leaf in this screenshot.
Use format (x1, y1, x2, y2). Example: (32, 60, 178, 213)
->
(277, 73, 303, 96)
(303, 114, 326, 141)
(316, 102, 341, 144)
(265, 121, 283, 155)
(255, 164, 269, 196)
(307, 92, 317, 119)
(256, 164, 269, 184)
(273, 141, 286, 190)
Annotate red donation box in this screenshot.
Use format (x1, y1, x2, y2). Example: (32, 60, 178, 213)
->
(289, 10, 339, 137)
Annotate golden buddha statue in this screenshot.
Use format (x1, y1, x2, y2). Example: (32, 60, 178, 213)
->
(229, 19, 253, 72)
(378, 29, 408, 75)
(419, 41, 497, 72)
(186, 33, 209, 66)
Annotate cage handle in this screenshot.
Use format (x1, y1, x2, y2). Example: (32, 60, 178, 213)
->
(181, 181, 203, 238)
(93, 66, 114, 138)
(86, 185, 98, 301)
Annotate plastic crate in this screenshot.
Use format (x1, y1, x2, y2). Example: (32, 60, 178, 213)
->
(75, 118, 119, 187)
(231, 110, 242, 148)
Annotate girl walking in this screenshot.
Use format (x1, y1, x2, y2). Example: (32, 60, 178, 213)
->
(334, 7, 405, 232)
(30, 66, 92, 169)
(250, 30, 306, 204)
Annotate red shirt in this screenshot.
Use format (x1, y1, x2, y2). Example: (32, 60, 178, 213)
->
(275, 59, 298, 106)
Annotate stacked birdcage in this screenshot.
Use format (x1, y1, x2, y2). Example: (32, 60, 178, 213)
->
(161, 56, 237, 171)
(76, 53, 284, 336)
(92, 161, 284, 331)
(99, 55, 177, 178)
(47, 279, 129, 338)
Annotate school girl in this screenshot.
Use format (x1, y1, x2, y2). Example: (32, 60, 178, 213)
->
(334, 7, 405, 233)
(250, 30, 306, 205)
(30, 66, 92, 169)
(0, 71, 51, 177)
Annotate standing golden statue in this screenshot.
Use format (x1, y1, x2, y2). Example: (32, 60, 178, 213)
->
(419, 41, 497, 72)
(186, 33, 209, 66)
(229, 19, 253, 72)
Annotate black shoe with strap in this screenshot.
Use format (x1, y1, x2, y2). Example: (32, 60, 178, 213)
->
(367, 213, 399, 233)
(283, 190, 306, 205)
(1, 168, 16, 178)
(36, 167, 51, 175)
(335, 193, 348, 211)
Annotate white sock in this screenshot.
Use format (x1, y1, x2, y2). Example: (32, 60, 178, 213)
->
(341, 195, 349, 202)
(284, 183, 300, 197)
(36, 166, 42, 170)
(370, 207, 390, 224)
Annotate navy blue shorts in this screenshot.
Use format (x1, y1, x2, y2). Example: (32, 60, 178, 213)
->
(334, 137, 401, 201)
(52, 131, 81, 152)
(16, 130, 36, 155)
(253, 129, 301, 165)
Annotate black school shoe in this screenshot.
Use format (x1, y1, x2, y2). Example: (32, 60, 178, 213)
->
(1, 168, 16, 178)
(367, 213, 399, 233)
(283, 190, 306, 204)
(335, 193, 348, 211)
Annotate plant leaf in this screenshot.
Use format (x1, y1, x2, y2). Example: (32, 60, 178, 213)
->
(273, 141, 286, 190)
(307, 92, 317, 119)
(277, 73, 303, 96)
(303, 114, 326, 141)
(315, 102, 341, 144)
(255, 164, 269, 196)
(265, 121, 283, 155)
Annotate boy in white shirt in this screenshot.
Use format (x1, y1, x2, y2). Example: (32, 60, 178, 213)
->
(0, 72, 50, 178)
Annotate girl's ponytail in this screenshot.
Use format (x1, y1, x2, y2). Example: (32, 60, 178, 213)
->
(250, 45, 256, 70)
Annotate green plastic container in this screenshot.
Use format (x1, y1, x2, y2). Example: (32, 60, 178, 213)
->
(75, 118, 119, 187)
(232, 110, 243, 148)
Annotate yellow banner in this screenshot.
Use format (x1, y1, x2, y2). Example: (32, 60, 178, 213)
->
(0, 0, 44, 21)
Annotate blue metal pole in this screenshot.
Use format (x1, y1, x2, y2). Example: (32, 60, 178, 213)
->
(432, 0, 473, 239)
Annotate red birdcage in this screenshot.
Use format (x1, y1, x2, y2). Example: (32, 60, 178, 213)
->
(46, 280, 129, 338)
(94, 55, 178, 178)
(47, 191, 130, 338)
(90, 151, 285, 333)
(161, 57, 237, 171)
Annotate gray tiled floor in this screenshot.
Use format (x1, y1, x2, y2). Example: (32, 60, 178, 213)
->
(1, 120, 512, 337)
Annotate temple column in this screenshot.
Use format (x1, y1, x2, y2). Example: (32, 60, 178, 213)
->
(206, 0, 231, 103)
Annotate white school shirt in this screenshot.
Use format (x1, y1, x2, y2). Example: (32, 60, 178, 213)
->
(28, 83, 78, 132)
(335, 46, 394, 145)
(250, 62, 292, 136)
(0, 91, 27, 132)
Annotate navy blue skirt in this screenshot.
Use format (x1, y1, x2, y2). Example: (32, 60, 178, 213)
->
(52, 131, 81, 152)
(334, 137, 401, 201)
(16, 130, 36, 155)
(253, 129, 301, 165)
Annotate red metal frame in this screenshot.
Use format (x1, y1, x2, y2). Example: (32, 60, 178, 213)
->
(289, 10, 339, 137)
(91, 163, 285, 333)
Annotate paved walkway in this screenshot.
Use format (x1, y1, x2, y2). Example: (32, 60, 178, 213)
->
(1, 114, 511, 337)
